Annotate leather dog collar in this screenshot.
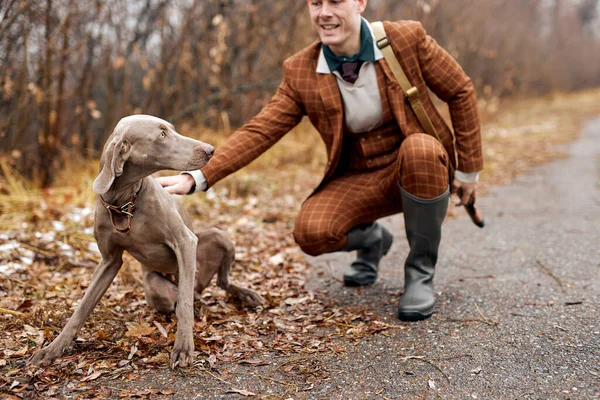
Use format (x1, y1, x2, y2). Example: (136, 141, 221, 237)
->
(99, 192, 138, 233)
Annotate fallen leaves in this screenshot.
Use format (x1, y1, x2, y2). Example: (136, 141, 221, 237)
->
(3, 346, 28, 358)
(117, 388, 177, 398)
(80, 370, 104, 382)
(152, 321, 169, 338)
(124, 322, 156, 338)
(0, 168, 400, 397)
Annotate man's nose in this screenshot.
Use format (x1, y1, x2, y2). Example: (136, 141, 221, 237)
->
(320, 1, 333, 16)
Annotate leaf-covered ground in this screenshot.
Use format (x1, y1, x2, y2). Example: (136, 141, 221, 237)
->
(1, 89, 600, 398)
(0, 169, 404, 399)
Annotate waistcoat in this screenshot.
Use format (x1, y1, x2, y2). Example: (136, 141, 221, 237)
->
(340, 62, 403, 172)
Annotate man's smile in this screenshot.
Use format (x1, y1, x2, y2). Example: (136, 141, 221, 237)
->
(320, 23, 340, 31)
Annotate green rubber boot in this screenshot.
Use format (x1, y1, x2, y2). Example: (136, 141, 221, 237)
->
(398, 187, 449, 321)
(342, 222, 393, 287)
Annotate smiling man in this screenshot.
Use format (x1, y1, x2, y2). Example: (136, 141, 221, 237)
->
(158, 0, 482, 321)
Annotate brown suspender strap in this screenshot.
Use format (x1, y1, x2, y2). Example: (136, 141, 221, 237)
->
(371, 21, 459, 170)
(371, 22, 485, 228)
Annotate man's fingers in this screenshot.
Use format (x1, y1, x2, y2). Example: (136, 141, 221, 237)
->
(451, 178, 478, 206)
(155, 176, 180, 188)
(454, 186, 474, 206)
(460, 192, 471, 206)
(451, 180, 461, 195)
(164, 184, 180, 195)
(155, 174, 195, 195)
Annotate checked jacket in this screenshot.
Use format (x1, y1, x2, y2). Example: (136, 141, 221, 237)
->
(200, 20, 483, 255)
(201, 20, 482, 191)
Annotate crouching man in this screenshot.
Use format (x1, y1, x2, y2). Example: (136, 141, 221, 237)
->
(158, 0, 482, 321)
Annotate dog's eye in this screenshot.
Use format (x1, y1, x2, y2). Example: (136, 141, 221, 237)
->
(160, 130, 166, 139)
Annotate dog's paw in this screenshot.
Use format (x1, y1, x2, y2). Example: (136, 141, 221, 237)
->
(170, 339, 194, 368)
(237, 288, 265, 308)
(30, 345, 63, 366)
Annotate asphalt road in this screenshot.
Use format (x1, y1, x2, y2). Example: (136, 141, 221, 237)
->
(94, 117, 600, 399)
(296, 116, 600, 399)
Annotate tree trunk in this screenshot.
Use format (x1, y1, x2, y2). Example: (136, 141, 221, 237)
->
(39, 0, 54, 187)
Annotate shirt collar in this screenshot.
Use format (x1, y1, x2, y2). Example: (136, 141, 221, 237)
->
(317, 17, 384, 74)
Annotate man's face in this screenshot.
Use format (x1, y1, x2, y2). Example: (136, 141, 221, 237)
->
(308, 0, 367, 57)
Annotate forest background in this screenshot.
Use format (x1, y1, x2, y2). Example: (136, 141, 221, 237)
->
(1, 0, 600, 186)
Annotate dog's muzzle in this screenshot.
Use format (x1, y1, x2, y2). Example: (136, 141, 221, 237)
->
(183, 144, 214, 170)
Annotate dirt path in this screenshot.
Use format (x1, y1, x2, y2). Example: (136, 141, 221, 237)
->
(52, 118, 600, 399)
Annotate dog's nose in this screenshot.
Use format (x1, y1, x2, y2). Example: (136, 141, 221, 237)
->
(206, 145, 215, 158)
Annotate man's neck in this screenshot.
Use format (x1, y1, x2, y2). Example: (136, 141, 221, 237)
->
(328, 38, 361, 58)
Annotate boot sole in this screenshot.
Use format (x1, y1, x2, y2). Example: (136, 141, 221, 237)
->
(343, 275, 376, 287)
(398, 308, 434, 321)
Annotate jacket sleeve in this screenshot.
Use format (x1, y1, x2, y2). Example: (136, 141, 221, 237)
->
(200, 61, 306, 187)
(414, 23, 483, 173)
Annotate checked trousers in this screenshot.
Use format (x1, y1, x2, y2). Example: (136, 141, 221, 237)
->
(293, 133, 450, 256)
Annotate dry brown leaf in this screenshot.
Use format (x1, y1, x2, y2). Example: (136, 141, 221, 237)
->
(4, 347, 28, 357)
(128, 344, 139, 360)
(227, 388, 256, 397)
(152, 321, 168, 338)
(125, 322, 156, 338)
(238, 360, 269, 366)
(148, 352, 170, 364)
(80, 371, 104, 382)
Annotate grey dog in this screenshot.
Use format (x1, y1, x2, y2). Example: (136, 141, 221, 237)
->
(32, 115, 263, 368)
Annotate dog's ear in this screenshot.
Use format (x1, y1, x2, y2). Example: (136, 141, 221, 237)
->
(93, 139, 133, 194)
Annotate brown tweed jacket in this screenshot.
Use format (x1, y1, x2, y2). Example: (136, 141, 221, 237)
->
(201, 20, 483, 189)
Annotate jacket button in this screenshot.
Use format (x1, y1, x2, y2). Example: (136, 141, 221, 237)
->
(367, 159, 372, 164)
(361, 138, 366, 142)
(377, 135, 382, 139)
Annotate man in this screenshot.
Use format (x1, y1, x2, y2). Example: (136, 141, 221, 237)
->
(158, 0, 482, 321)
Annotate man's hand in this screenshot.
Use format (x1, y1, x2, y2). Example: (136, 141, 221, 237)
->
(156, 174, 195, 195)
(451, 178, 478, 206)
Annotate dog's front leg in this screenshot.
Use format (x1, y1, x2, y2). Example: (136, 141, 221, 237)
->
(169, 231, 198, 368)
(31, 251, 124, 365)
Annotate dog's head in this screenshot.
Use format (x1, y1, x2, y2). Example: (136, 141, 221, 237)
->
(93, 115, 214, 194)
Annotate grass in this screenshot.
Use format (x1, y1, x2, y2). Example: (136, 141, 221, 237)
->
(1, 87, 600, 225)
(476, 88, 600, 188)
(186, 87, 600, 195)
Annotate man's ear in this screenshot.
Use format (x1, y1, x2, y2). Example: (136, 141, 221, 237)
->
(357, 0, 367, 13)
(93, 140, 132, 194)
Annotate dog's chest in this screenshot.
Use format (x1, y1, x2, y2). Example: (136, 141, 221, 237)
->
(97, 215, 180, 273)
(126, 223, 181, 271)
(95, 188, 192, 273)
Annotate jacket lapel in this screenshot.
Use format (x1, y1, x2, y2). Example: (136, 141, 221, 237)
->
(377, 58, 407, 129)
(317, 72, 344, 176)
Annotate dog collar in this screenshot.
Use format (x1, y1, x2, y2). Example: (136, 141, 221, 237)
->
(99, 192, 138, 233)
